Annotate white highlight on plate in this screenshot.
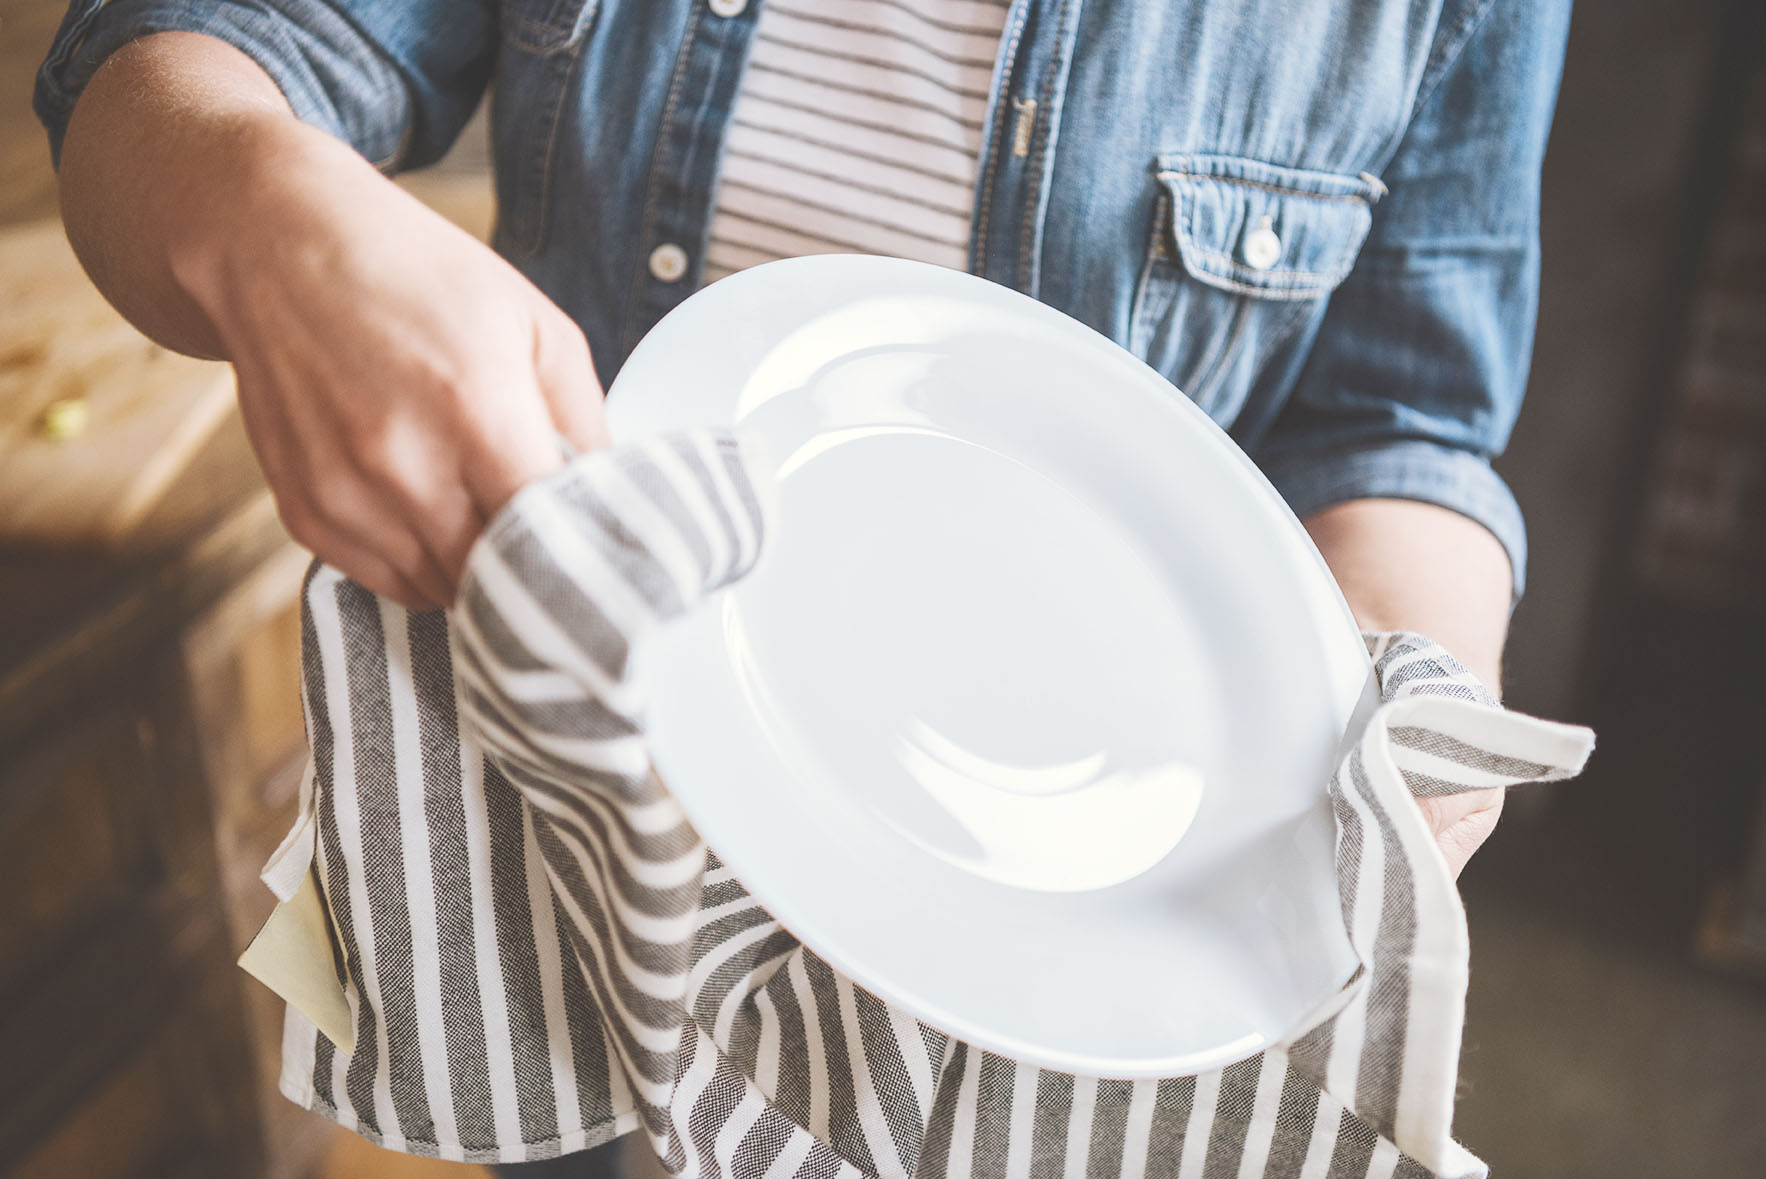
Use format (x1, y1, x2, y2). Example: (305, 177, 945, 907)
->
(892, 717, 1204, 892)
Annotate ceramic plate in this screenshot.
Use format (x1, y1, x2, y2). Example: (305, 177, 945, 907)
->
(605, 256, 1369, 1077)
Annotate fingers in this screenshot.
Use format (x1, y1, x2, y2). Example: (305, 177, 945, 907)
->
(458, 419, 562, 526)
(309, 469, 458, 606)
(348, 414, 487, 589)
(1415, 788, 1506, 878)
(279, 469, 454, 610)
(403, 482, 485, 589)
(274, 490, 438, 611)
(533, 308, 611, 456)
(250, 362, 542, 603)
(239, 371, 456, 609)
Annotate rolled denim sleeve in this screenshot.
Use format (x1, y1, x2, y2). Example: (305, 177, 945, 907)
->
(34, 0, 494, 171)
(1252, 0, 1572, 600)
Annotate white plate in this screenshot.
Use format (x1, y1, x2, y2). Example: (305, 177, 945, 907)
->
(606, 256, 1369, 1077)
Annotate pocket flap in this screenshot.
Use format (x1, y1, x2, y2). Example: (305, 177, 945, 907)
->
(1156, 154, 1385, 300)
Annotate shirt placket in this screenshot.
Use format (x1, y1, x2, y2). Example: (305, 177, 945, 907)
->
(622, 0, 761, 355)
(971, 0, 1086, 298)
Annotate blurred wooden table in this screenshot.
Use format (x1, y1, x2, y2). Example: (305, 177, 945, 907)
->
(1, 6, 500, 1165)
(0, 182, 491, 1177)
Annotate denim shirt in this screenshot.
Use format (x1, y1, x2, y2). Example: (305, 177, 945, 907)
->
(36, 0, 1570, 596)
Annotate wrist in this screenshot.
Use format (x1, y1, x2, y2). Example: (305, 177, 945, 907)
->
(1305, 499, 1510, 699)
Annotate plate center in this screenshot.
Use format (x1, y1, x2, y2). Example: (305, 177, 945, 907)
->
(725, 419, 1212, 892)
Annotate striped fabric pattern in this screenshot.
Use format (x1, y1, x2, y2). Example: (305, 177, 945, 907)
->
(703, 0, 1011, 282)
(278, 429, 1595, 1177)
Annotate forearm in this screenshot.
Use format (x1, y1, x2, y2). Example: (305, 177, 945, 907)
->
(58, 31, 345, 358)
(1303, 498, 1512, 695)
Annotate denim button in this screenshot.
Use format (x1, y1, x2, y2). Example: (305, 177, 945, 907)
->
(649, 243, 689, 283)
(708, 0, 748, 16)
(1244, 219, 1282, 270)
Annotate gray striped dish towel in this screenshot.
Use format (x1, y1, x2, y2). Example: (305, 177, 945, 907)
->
(251, 429, 1595, 1177)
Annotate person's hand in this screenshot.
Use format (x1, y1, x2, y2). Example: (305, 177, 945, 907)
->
(1415, 788, 1504, 879)
(173, 121, 608, 610)
(1304, 501, 1514, 879)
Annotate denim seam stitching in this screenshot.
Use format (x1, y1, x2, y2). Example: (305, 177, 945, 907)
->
(1156, 170, 1376, 206)
(971, 0, 1029, 274)
(623, 2, 704, 354)
(678, 13, 741, 290)
(1407, 0, 1499, 128)
(1127, 186, 1172, 359)
(512, 42, 586, 258)
(1182, 294, 1249, 408)
(1016, 0, 1076, 295)
(1156, 155, 1387, 198)
(42, 0, 108, 78)
(1219, 295, 1319, 406)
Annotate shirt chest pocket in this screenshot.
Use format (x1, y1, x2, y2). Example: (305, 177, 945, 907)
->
(1129, 154, 1384, 421)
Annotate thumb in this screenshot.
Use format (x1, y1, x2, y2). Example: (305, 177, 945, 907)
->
(1416, 787, 1505, 878)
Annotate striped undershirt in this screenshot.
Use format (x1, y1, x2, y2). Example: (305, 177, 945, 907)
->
(703, 0, 1012, 283)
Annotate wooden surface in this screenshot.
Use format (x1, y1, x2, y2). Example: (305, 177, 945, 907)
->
(0, 220, 270, 756)
(0, 34, 290, 1159)
(0, 9, 505, 1170)
(0, 179, 494, 751)
(0, 220, 238, 550)
(0, 0, 62, 230)
(3, 666, 270, 1177)
(319, 1133, 490, 1179)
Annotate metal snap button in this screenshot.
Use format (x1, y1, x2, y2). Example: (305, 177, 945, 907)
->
(708, 0, 748, 17)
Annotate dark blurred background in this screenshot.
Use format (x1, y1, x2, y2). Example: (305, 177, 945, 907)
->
(1462, 0, 1766, 1170)
(2, 1, 1763, 1176)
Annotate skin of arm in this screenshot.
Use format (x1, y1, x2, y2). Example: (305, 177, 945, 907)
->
(1305, 497, 1514, 876)
(57, 33, 286, 359)
(58, 32, 608, 610)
